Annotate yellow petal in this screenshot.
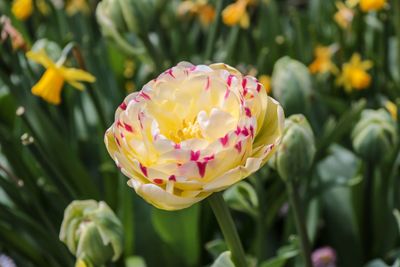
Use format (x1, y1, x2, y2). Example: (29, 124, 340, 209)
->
(31, 68, 65, 105)
(12, 0, 33, 21)
(222, 0, 247, 26)
(253, 96, 284, 150)
(239, 11, 250, 29)
(67, 81, 85, 91)
(26, 49, 55, 69)
(128, 179, 210, 210)
(258, 75, 271, 94)
(60, 67, 96, 83)
(385, 101, 398, 121)
(203, 156, 263, 192)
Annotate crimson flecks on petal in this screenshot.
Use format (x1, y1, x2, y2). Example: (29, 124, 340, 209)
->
(196, 161, 208, 177)
(119, 102, 127, 110)
(190, 150, 201, 161)
(220, 134, 229, 146)
(153, 178, 163, 185)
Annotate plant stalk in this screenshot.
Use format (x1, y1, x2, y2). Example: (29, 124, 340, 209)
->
(285, 181, 312, 267)
(208, 192, 248, 267)
(204, 0, 224, 61)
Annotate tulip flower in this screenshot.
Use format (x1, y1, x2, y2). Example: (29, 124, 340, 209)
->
(105, 62, 284, 210)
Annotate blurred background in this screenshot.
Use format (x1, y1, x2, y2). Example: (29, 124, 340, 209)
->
(0, 0, 400, 266)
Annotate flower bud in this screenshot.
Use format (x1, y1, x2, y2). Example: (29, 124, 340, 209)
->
(96, 0, 157, 36)
(273, 114, 316, 181)
(96, 0, 127, 38)
(59, 200, 123, 267)
(352, 109, 397, 163)
(272, 57, 313, 116)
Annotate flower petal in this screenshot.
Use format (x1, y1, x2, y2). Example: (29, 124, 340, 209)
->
(26, 49, 55, 68)
(127, 179, 209, 210)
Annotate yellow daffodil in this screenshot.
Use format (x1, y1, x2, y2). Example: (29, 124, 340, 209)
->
(385, 101, 398, 121)
(222, 0, 250, 29)
(178, 0, 216, 26)
(105, 62, 284, 210)
(309, 45, 338, 74)
(334, 2, 354, 29)
(359, 0, 386, 11)
(336, 53, 373, 92)
(11, 0, 33, 21)
(65, 0, 90, 16)
(258, 75, 271, 94)
(346, 0, 386, 11)
(26, 49, 96, 105)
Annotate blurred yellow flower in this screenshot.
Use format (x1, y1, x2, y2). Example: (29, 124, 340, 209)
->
(309, 45, 338, 74)
(37, 0, 50, 15)
(105, 62, 284, 210)
(11, 0, 33, 21)
(385, 101, 397, 121)
(222, 0, 250, 29)
(65, 0, 90, 16)
(26, 49, 96, 105)
(347, 0, 386, 11)
(75, 259, 87, 267)
(360, 0, 386, 11)
(334, 2, 354, 29)
(336, 53, 373, 92)
(258, 75, 271, 94)
(178, 0, 216, 26)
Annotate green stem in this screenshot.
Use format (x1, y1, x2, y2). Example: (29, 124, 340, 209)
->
(204, 0, 223, 61)
(208, 192, 247, 267)
(249, 176, 267, 260)
(363, 162, 374, 260)
(285, 181, 312, 267)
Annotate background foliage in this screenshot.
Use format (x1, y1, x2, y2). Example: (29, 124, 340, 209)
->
(0, 0, 400, 266)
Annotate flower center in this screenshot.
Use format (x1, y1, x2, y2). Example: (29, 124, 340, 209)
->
(169, 119, 203, 143)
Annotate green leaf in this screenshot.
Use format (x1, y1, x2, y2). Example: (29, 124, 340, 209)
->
(224, 181, 258, 218)
(151, 205, 200, 267)
(260, 238, 299, 267)
(316, 99, 367, 159)
(0, 92, 16, 129)
(205, 239, 228, 260)
(317, 145, 363, 267)
(365, 259, 389, 267)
